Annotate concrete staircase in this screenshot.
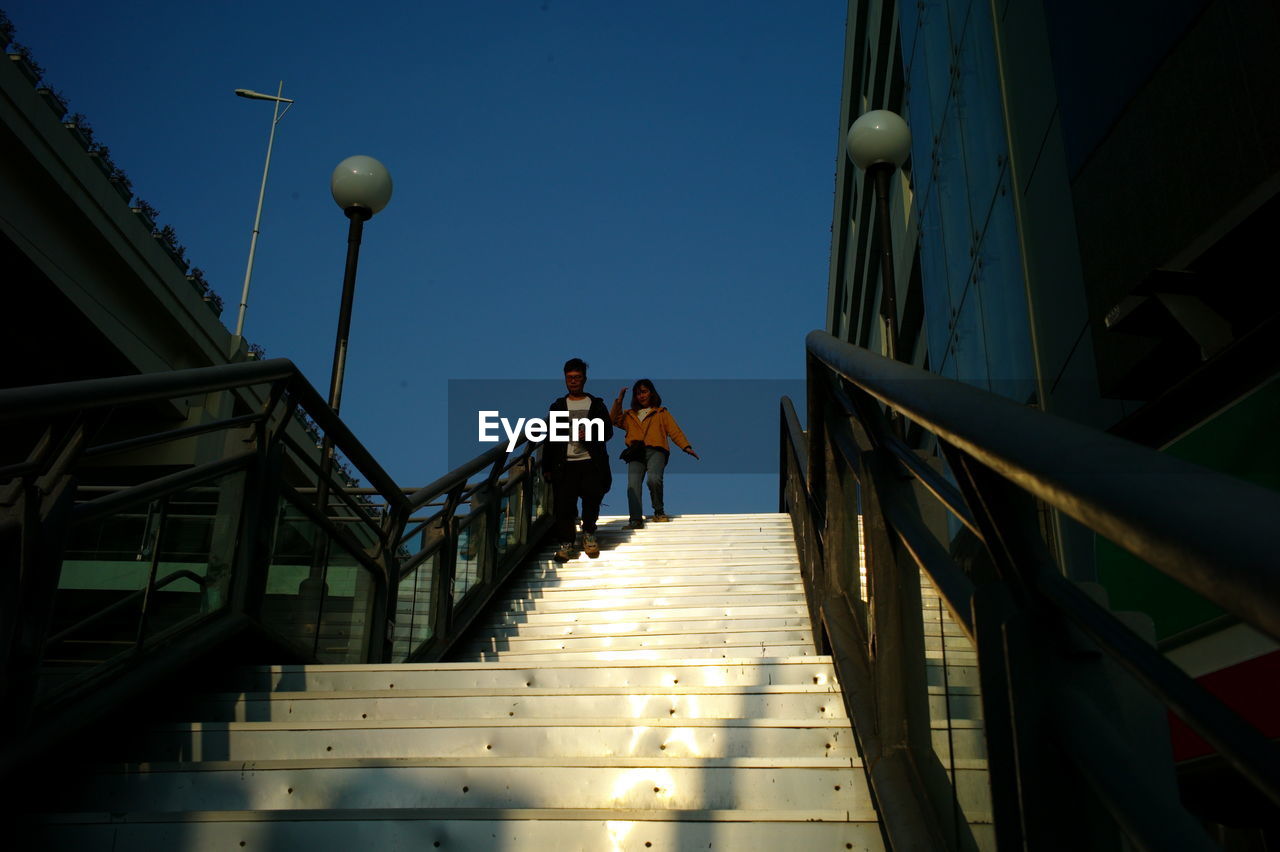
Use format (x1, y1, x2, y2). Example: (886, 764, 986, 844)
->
(24, 513, 886, 849)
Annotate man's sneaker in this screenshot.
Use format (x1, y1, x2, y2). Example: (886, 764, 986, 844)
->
(652, 513, 671, 522)
(623, 520, 645, 530)
(582, 533, 600, 559)
(553, 541, 577, 562)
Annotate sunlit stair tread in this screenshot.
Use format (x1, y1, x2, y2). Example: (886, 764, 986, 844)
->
(476, 615, 813, 637)
(482, 602, 813, 626)
(491, 592, 809, 613)
(224, 657, 838, 691)
(458, 645, 818, 662)
(509, 571, 805, 590)
(460, 628, 815, 653)
(502, 582, 806, 598)
(134, 716, 861, 761)
(196, 693, 846, 724)
(69, 759, 873, 814)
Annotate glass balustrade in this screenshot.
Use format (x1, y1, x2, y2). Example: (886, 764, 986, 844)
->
(41, 470, 245, 699)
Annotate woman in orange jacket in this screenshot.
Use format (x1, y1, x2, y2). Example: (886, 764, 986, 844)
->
(610, 378, 699, 529)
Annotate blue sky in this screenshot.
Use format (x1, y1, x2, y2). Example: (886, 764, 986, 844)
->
(8, 1, 847, 512)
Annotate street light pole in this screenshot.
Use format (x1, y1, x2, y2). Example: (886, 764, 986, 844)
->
(325, 155, 393, 414)
(870, 163, 900, 363)
(233, 82, 294, 340)
(328, 207, 370, 414)
(846, 109, 912, 363)
(306, 156, 393, 632)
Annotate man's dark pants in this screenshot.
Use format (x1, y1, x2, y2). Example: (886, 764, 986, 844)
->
(552, 460, 606, 543)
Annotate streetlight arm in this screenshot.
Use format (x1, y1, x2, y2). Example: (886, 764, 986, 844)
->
(235, 88, 295, 103)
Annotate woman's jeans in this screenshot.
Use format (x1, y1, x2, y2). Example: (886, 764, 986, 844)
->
(627, 447, 668, 521)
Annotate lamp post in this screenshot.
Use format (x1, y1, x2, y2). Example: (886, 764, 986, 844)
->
(327, 155, 393, 414)
(846, 109, 911, 363)
(305, 157, 392, 627)
(233, 82, 294, 341)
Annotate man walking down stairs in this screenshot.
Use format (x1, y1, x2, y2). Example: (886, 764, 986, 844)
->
(24, 514, 886, 849)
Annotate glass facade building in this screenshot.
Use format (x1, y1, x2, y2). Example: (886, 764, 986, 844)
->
(829, 0, 1280, 835)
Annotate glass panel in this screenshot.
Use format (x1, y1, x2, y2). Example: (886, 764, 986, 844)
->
(920, 0, 955, 146)
(261, 495, 376, 661)
(952, 282, 990, 391)
(919, 188, 953, 372)
(393, 550, 439, 661)
(898, 0, 923, 79)
(533, 464, 551, 522)
(41, 470, 244, 698)
(977, 189, 1036, 404)
(144, 474, 243, 641)
(316, 556, 375, 664)
(904, 16, 934, 208)
(260, 499, 333, 656)
(956, 0, 1004, 231)
(921, 570, 994, 850)
(937, 102, 975, 326)
(498, 482, 526, 560)
(43, 500, 155, 692)
(453, 513, 487, 602)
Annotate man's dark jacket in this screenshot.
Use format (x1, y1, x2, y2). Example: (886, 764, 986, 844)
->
(541, 394, 613, 490)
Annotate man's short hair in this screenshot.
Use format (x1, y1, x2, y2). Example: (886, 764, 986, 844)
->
(563, 358, 588, 374)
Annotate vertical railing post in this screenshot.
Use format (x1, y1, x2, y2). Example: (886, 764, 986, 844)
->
(378, 497, 411, 664)
(133, 498, 169, 647)
(971, 582, 1038, 849)
(844, 385, 958, 848)
(1, 474, 75, 736)
(428, 485, 465, 648)
(805, 353, 827, 522)
(237, 426, 285, 621)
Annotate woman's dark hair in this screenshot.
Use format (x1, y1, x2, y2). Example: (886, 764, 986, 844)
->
(630, 378, 662, 410)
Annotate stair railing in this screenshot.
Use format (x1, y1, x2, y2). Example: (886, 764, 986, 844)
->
(781, 329, 1280, 851)
(387, 436, 552, 662)
(0, 359, 546, 772)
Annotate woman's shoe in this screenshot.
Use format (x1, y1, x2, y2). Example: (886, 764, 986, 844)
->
(652, 513, 671, 522)
(623, 520, 645, 530)
(582, 533, 600, 558)
(553, 541, 577, 562)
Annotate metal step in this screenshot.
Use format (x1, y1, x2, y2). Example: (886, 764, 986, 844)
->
(523, 555, 801, 573)
(136, 716, 860, 761)
(482, 601, 813, 627)
(195, 684, 848, 722)
(477, 614, 814, 639)
(492, 591, 810, 614)
(23, 809, 887, 850)
(459, 627, 816, 655)
(531, 555, 803, 570)
(507, 570, 806, 592)
(222, 658, 839, 692)
(488, 582, 806, 605)
(69, 756, 875, 814)
(457, 644, 819, 662)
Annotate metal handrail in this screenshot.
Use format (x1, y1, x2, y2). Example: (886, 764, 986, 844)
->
(0, 358, 559, 780)
(45, 568, 210, 646)
(406, 438, 528, 514)
(0, 358, 295, 424)
(787, 330, 1280, 848)
(807, 329, 1280, 640)
(81, 412, 267, 460)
